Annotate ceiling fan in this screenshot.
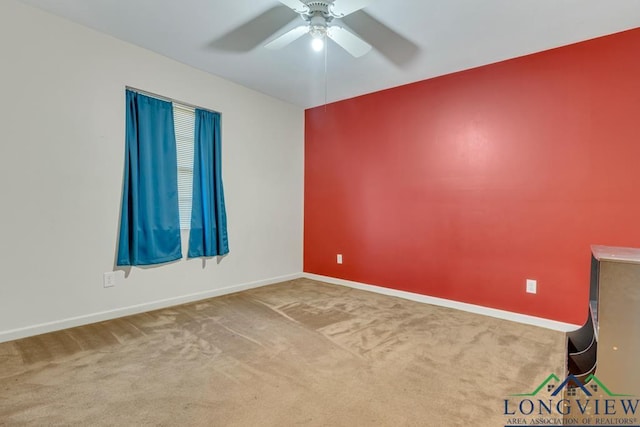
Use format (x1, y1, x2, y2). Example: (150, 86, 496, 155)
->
(265, 0, 374, 57)
(210, 0, 418, 67)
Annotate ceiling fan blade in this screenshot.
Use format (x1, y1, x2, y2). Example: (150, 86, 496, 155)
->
(342, 11, 419, 67)
(209, 6, 297, 52)
(327, 26, 372, 57)
(265, 26, 309, 50)
(277, 0, 309, 13)
(329, 0, 375, 17)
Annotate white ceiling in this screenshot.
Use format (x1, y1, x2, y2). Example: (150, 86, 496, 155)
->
(16, 0, 640, 108)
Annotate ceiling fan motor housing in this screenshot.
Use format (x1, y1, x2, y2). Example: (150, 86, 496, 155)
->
(302, 1, 334, 37)
(304, 1, 332, 16)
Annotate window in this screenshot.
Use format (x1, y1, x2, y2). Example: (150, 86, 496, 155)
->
(173, 103, 195, 229)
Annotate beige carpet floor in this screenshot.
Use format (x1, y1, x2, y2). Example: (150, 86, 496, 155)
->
(0, 278, 565, 426)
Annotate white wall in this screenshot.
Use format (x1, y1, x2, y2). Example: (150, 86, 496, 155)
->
(0, 0, 304, 342)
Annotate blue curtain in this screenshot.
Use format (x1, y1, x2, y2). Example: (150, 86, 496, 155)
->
(188, 109, 229, 257)
(117, 90, 182, 266)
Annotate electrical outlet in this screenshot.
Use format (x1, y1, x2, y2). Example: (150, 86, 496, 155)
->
(337, 254, 343, 264)
(526, 279, 537, 294)
(103, 272, 116, 288)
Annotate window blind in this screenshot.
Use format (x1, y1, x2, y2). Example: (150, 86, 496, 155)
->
(173, 103, 195, 230)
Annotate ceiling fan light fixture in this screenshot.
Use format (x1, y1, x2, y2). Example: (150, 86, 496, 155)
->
(311, 36, 324, 52)
(309, 25, 326, 52)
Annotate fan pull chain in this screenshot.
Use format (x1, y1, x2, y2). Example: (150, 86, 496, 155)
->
(324, 34, 328, 112)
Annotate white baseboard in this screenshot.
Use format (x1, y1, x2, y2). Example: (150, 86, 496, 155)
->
(0, 273, 303, 343)
(303, 273, 580, 332)
(1, 272, 579, 343)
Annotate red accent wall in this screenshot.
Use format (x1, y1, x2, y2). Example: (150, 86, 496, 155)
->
(304, 28, 640, 325)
